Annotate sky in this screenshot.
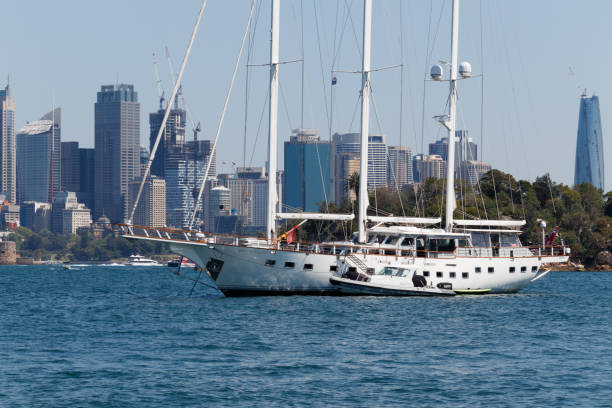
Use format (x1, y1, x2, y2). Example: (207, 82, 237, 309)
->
(1, 0, 610, 192)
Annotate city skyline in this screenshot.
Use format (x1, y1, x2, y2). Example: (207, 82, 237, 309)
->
(0, 0, 610, 192)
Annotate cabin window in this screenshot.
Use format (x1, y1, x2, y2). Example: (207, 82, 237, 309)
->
(488, 267, 494, 273)
(501, 233, 521, 247)
(366, 268, 375, 275)
(436, 271, 443, 278)
(265, 259, 276, 266)
(509, 266, 515, 273)
(329, 265, 337, 272)
(284, 262, 295, 268)
(458, 239, 470, 248)
(348, 267, 357, 273)
(304, 264, 313, 270)
(532, 266, 538, 272)
(471, 232, 491, 247)
(521, 266, 527, 273)
(423, 271, 430, 277)
(386, 236, 399, 245)
(401, 237, 414, 246)
(475, 267, 481, 273)
(462, 272, 469, 279)
(449, 272, 456, 279)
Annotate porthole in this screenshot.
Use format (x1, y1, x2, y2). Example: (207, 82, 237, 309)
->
(329, 265, 337, 272)
(509, 267, 515, 273)
(449, 272, 456, 279)
(520, 266, 527, 273)
(304, 264, 313, 270)
(265, 259, 276, 267)
(462, 272, 469, 279)
(284, 262, 295, 268)
(475, 267, 481, 273)
(531, 266, 538, 272)
(488, 267, 494, 273)
(423, 271, 430, 277)
(436, 271, 443, 278)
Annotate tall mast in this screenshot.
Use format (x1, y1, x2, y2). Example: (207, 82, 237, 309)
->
(444, 0, 459, 231)
(266, 0, 280, 240)
(357, 0, 372, 243)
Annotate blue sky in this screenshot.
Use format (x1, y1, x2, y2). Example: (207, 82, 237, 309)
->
(1, 0, 610, 191)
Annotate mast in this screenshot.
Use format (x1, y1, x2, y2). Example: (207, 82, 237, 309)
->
(444, 0, 459, 232)
(357, 0, 372, 243)
(266, 0, 280, 240)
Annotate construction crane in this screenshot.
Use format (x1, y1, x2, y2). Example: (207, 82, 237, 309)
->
(152, 53, 165, 110)
(165, 46, 201, 141)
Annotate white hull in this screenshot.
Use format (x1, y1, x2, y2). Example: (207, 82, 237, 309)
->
(129, 236, 568, 296)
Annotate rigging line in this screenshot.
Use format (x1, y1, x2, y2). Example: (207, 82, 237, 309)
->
(546, 174, 557, 214)
(508, 173, 515, 215)
(342, 0, 363, 60)
(248, 87, 270, 166)
(279, 82, 294, 129)
(243, 0, 262, 167)
(347, 94, 361, 132)
(331, 0, 352, 69)
(313, 1, 331, 136)
(288, 0, 305, 129)
(479, 0, 485, 162)
(420, 0, 444, 156)
(398, 0, 404, 150)
(129, 0, 209, 224)
(189, 0, 257, 229)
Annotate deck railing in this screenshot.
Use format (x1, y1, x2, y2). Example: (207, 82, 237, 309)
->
(118, 224, 568, 260)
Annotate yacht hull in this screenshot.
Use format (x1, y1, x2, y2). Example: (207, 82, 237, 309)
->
(124, 236, 568, 296)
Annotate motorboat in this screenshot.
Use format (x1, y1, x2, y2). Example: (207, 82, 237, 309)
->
(167, 257, 196, 268)
(127, 254, 161, 266)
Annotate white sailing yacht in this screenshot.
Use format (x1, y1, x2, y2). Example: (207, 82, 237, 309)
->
(122, 0, 569, 295)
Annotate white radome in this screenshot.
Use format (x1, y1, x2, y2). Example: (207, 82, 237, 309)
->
(459, 61, 472, 78)
(430, 64, 443, 80)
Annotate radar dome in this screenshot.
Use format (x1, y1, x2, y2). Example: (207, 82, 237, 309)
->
(459, 61, 472, 78)
(430, 64, 443, 80)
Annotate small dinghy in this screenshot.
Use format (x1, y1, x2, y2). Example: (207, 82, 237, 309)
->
(330, 267, 455, 297)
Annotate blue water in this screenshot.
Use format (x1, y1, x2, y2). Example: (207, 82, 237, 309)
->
(0, 266, 610, 407)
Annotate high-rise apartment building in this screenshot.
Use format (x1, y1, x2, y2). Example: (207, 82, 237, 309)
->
(387, 146, 413, 190)
(333, 152, 360, 205)
(574, 93, 605, 190)
(416, 155, 446, 181)
(284, 129, 332, 212)
(332, 133, 387, 193)
(16, 108, 61, 204)
(94, 84, 140, 222)
(0, 83, 16, 203)
(459, 160, 491, 185)
(128, 176, 166, 227)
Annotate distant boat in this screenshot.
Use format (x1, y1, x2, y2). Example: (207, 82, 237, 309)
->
(167, 258, 196, 268)
(126, 255, 161, 267)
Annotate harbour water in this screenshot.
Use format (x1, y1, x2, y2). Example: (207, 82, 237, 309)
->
(1, 266, 610, 407)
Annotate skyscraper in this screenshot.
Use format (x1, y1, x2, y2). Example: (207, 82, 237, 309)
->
(429, 130, 477, 169)
(149, 105, 186, 178)
(61, 141, 80, 193)
(574, 93, 605, 190)
(387, 146, 413, 190)
(284, 129, 332, 212)
(16, 108, 61, 204)
(0, 83, 16, 203)
(332, 132, 388, 193)
(94, 84, 140, 222)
